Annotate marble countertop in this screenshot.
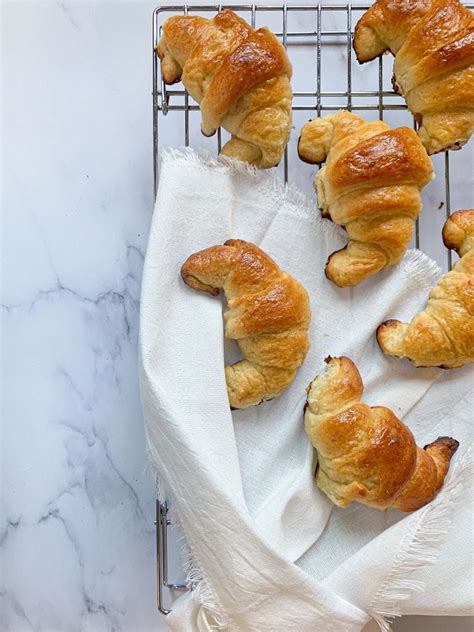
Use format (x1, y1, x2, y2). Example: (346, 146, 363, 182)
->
(2, 2, 473, 631)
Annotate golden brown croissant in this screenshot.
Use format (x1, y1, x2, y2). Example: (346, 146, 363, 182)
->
(298, 111, 433, 287)
(156, 9, 292, 168)
(181, 240, 311, 409)
(353, 0, 474, 155)
(377, 210, 474, 368)
(304, 356, 459, 511)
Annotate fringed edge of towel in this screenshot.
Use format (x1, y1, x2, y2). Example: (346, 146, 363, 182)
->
(154, 471, 230, 629)
(160, 146, 346, 237)
(399, 249, 442, 292)
(367, 445, 473, 632)
(159, 147, 443, 292)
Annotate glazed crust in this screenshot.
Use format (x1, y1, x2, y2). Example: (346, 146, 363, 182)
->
(377, 210, 474, 369)
(298, 111, 433, 287)
(156, 10, 292, 168)
(353, 0, 474, 154)
(181, 239, 311, 409)
(304, 357, 458, 511)
(442, 208, 474, 256)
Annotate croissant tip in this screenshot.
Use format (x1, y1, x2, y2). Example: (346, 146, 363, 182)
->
(297, 138, 319, 165)
(201, 128, 217, 138)
(424, 436, 460, 457)
(442, 218, 459, 255)
(376, 319, 400, 338)
(324, 256, 336, 282)
(158, 71, 182, 86)
(324, 266, 346, 289)
(181, 267, 220, 296)
(430, 140, 465, 155)
(354, 52, 374, 65)
(325, 247, 358, 288)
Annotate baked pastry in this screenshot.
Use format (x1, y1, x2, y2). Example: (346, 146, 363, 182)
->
(377, 210, 474, 368)
(156, 9, 292, 168)
(181, 240, 311, 409)
(353, 0, 474, 155)
(298, 111, 433, 287)
(304, 356, 459, 511)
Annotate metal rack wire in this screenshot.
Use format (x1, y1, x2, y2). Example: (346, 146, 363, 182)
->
(152, 2, 473, 615)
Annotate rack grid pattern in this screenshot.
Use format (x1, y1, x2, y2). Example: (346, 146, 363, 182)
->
(152, 2, 473, 615)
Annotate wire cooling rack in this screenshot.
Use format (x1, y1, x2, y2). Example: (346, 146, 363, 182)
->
(152, 2, 473, 615)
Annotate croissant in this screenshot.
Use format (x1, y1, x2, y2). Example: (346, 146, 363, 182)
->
(353, 0, 474, 155)
(377, 210, 474, 368)
(304, 356, 459, 511)
(156, 9, 292, 168)
(298, 111, 433, 287)
(181, 240, 311, 409)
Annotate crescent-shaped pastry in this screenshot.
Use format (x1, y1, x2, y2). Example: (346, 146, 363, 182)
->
(377, 210, 474, 368)
(298, 111, 433, 287)
(181, 240, 311, 409)
(353, 0, 474, 154)
(304, 356, 458, 511)
(157, 9, 293, 168)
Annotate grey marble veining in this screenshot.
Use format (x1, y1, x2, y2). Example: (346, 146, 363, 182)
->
(2, 2, 473, 631)
(2, 2, 165, 630)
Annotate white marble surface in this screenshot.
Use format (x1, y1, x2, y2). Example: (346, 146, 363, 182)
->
(1, 1, 473, 631)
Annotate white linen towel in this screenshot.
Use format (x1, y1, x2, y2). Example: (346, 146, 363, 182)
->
(139, 149, 473, 631)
